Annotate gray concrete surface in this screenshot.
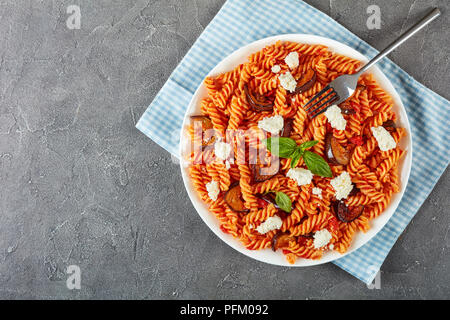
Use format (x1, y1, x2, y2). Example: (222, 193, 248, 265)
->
(0, 0, 448, 299)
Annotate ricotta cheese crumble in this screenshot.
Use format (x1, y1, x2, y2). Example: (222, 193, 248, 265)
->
(371, 126, 396, 151)
(313, 229, 332, 249)
(278, 71, 297, 92)
(206, 180, 220, 201)
(330, 171, 353, 200)
(324, 105, 346, 130)
(284, 52, 299, 69)
(286, 168, 313, 186)
(257, 115, 284, 135)
(214, 141, 232, 160)
(312, 187, 323, 199)
(256, 215, 282, 234)
(271, 64, 281, 73)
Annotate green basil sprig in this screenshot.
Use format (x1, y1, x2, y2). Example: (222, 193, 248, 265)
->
(302, 150, 333, 178)
(263, 137, 332, 177)
(274, 191, 292, 213)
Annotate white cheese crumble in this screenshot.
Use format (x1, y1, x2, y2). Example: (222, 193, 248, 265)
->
(206, 180, 220, 201)
(284, 52, 299, 69)
(214, 141, 232, 160)
(371, 126, 396, 151)
(271, 64, 281, 73)
(313, 229, 332, 249)
(225, 160, 231, 170)
(256, 215, 282, 234)
(312, 187, 323, 199)
(324, 105, 347, 130)
(330, 171, 353, 200)
(278, 71, 297, 92)
(328, 244, 334, 250)
(257, 115, 284, 135)
(286, 168, 313, 186)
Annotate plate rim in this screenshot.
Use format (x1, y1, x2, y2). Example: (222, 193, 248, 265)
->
(179, 33, 413, 267)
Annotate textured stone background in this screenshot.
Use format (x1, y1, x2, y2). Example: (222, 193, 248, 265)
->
(0, 0, 448, 299)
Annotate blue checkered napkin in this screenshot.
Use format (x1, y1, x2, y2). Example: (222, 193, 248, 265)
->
(136, 0, 450, 283)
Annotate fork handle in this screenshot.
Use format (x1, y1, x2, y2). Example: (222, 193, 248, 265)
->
(356, 7, 441, 76)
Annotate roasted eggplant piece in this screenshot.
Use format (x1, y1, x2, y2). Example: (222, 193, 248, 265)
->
(296, 232, 314, 246)
(295, 69, 316, 94)
(190, 115, 213, 130)
(281, 118, 294, 137)
(356, 83, 366, 92)
(325, 133, 350, 165)
(339, 102, 356, 115)
(224, 183, 249, 213)
(250, 157, 279, 183)
(344, 205, 364, 223)
(383, 120, 396, 133)
(348, 186, 361, 197)
(332, 200, 364, 223)
(299, 232, 314, 239)
(271, 232, 295, 251)
(251, 165, 279, 183)
(244, 84, 274, 112)
(190, 115, 216, 147)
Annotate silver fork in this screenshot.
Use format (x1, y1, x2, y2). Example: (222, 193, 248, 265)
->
(305, 7, 441, 118)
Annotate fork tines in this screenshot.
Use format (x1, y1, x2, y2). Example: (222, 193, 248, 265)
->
(303, 85, 339, 118)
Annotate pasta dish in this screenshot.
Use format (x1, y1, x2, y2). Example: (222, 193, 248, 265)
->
(185, 41, 406, 264)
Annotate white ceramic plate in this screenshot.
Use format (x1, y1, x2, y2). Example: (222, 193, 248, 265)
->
(179, 34, 412, 267)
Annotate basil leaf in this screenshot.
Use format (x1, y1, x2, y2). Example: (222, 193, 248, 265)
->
(303, 150, 333, 177)
(264, 137, 298, 158)
(299, 140, 318, 151)
(290, 148, 303, 168)
(275, 191, 292, 213)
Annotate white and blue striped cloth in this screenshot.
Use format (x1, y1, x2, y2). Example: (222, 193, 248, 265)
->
(136, 0, 450, 284)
